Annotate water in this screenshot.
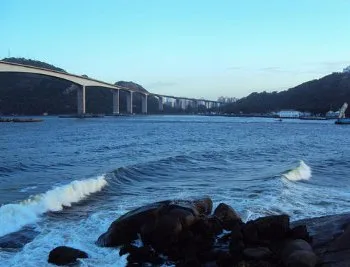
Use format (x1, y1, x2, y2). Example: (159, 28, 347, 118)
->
(1, 115, 350, 266)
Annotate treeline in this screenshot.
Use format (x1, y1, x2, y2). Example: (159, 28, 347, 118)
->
(2, 57, 67, 73)
(223, 72, 350, 115)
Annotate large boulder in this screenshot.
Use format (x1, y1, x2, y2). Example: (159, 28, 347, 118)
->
(96, 201, 169, 247)
(281, 239, 317, 267)
(214, 203, 242, 230)
(96, 197, 213, 248)
(48, 246, 88, 266)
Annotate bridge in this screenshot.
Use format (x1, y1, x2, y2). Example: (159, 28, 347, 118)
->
(0, 60, 223, 115)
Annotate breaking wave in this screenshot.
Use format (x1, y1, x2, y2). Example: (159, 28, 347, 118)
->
(0, 176, 107, 237)
(282, 160, 312, 181)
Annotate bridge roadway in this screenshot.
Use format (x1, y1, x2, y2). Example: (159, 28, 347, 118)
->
(0, 60, 223, 115)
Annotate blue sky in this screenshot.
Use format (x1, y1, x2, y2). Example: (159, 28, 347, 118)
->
(1, 0, 350, 99)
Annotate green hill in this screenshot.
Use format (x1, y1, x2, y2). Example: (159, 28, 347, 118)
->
(224, 72, 350, 115)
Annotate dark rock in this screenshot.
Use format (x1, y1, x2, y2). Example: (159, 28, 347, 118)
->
(328, 224, 350, 252)
(207, 216, 223, 235)
(284, 250, 317, 267)
(252, 215, 290, 241)
(242, 221, 259, 245)
(147, 213, 183, 251)
(48, 246, 88, 266)
(281, 239, 316, 267)
(119, 244, 138, 256)
(216, 251, 233, 266)
(288, 225, 312, 243)
(97, 197, 212, 248)
(126, 245, 164, 265)
(214, 203, 242, 230)
(281, 239, 313, 260)
(96, 201, 168, 247)
(0, 226, 39, 250)
(243, 247, 272, 260)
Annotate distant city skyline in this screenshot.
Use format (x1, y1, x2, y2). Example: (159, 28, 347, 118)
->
(1, 0, 350, 100)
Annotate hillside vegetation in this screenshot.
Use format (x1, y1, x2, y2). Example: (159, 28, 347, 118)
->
(224, 72, 350, 115)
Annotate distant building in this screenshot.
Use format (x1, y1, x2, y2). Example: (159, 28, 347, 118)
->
(326, 110, 340, 118)
(343, 66, 350, 73)
(277, 110, 301, 118)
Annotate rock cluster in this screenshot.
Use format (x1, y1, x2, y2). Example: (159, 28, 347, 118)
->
(95, 197, 317, 266)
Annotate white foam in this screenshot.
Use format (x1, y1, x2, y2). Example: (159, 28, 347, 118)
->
(0, 176, 107, 237)
(282, 160, 312, 181)
(19, 186, 37, 193)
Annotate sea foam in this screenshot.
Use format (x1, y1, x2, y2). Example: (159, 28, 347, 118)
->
(0, 176, 107, 237)
(282, 160, 312, 181)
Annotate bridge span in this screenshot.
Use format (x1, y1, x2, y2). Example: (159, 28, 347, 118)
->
(0, 61, 223, 115)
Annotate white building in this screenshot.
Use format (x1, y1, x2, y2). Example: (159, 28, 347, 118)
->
(277, 110, 301, 118)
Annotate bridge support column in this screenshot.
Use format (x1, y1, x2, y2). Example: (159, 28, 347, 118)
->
(175, 99, 181, 109)
(158, 97, 163, 111)
(141, 94, 148, 114)
(126, 91, 133, 114)
(112, 90, 120, 115)
(193, 100, 198, 113)
(77, 85, 86, 115)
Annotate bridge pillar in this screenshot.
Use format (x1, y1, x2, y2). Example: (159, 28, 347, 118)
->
(77, 85, 86, 115)
(126, 91, 133, 114)
(141, 94, 148, 114)
(158, 96, 163, 111)
(193, 100, 198, 112)
(175, 98, 181, 109)
(112, 89, 120, 114)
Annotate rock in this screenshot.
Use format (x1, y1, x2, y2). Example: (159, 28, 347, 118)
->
(281, 239, 313, 260)
(285, 250, 317, 267)
(48, 246, 88, 266)
(328, 224, 350, 252)
(96, 197, 213, 249)
(0, 226, 39, 249)
(288, 225, 312, 243)
(147, 213, 183, 251)
(252, 215, 290, 242)
(243, 247, 272, 260)
(242, 221, 259, 245)
(173, 196, 213, 216)
(126, 245, 164, 265)
(281, 239, 317, 267)
(207, 216, 223, 235)
(96, 201, 169, 247)
(213, 203, 242, 230)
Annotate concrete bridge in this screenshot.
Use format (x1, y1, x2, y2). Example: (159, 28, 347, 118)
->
(0, 60, 223, 115)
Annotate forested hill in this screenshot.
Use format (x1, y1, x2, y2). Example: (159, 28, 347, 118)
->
(0, 58, 157, 115)
(224, 71, 350, 115)
(2, 57, 67, 73)
(115, 81, 148, 93)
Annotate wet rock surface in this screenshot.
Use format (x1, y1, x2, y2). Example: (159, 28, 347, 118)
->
(293, 213, 350, 267)
(46, 197, 350, 266)
(97, 197, 318, 266)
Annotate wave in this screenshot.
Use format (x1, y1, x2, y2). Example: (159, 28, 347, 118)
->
(0, 176, 107, 237)
(282, 160, 312, 181)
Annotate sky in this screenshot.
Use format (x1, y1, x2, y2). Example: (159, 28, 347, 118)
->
(1, 0, 350, 100)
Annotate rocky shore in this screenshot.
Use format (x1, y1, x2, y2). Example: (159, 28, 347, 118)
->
(47, 196, 350, 266)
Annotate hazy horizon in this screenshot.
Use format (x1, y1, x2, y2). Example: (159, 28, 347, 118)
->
(1, 0, 350, 100)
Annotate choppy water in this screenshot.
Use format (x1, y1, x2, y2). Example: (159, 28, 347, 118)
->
(1, 115, 350, 266)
